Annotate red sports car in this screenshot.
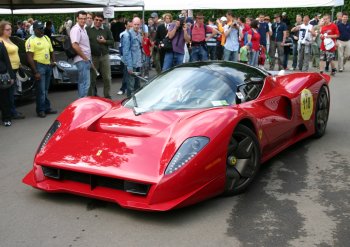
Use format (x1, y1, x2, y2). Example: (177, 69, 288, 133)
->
(23, 62, 330, 211)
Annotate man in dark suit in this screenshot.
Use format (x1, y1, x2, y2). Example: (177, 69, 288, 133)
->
(154, 13, 172, 74)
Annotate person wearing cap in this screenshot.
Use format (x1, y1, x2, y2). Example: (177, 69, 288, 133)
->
(269, 13, 287, 70)
(26, 20, 57, 118)
(70, 10, 92, 98)
(310, 13, 321, 26)
(319, 14, 339, 75)
(151, 12, 163, 74)
(86, 12, 114, 99)
(336, 12, 350, 72)
(215, 16, 227, 60)
(190, 12, 219, 62)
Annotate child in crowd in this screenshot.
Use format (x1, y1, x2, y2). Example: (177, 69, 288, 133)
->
(142, 32, 153, 79)
(239, 43, 251, 64)
(258, 45, 266, 68)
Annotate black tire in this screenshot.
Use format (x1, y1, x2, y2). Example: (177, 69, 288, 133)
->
(224, 124, 261, 196)
(314, 86, 330, 138)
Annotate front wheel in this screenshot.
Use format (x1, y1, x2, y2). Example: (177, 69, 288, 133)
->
(224, 124, 261, 196)
(314, 86, 330, 138)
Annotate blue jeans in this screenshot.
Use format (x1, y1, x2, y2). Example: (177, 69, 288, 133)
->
(127, 67, 141, 97)
(283, 53, 290, 69)
(292, 42, 298, 69)
(35, 63, 52, 113)
(223, 48, 238, 62)
(207, 46, 217, 60)
(120, 64, 128, 92)
(75, 60, 91, 98)
(249, 51, 259, 67)
(162, 52, 184, 71)
(191, 46, 208, 62)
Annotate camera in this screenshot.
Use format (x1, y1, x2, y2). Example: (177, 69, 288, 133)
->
(97, 35, 103, 40)
(178, 17, 185, 30)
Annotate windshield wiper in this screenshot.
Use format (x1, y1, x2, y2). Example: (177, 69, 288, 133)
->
(132, 94, 141, 116)
(132, 94, 148, 116)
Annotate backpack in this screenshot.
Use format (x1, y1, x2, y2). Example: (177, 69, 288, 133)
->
(63, 35, 77, 59)
(119, 31, 132, 56)
(243, 30, 254, 46)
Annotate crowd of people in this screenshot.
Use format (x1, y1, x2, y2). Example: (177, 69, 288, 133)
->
(0, 9, 349, 127)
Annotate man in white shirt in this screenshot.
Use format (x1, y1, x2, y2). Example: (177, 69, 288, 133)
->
(291, 15, 315, 71)
(70, 10, 92, 98)
(223, 11, 240, 62)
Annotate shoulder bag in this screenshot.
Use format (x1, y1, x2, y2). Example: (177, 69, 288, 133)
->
(0, 42, 13, 89)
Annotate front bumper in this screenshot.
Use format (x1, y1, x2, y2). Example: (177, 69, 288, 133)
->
(22, 163, 223, 211)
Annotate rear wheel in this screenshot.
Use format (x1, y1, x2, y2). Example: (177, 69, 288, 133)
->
(224, 124, 261, 195)
(314, 86, 330, 138)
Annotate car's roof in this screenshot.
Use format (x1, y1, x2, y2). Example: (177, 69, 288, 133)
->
(175, 61, 269, 74)
(167, 61, 269, 86)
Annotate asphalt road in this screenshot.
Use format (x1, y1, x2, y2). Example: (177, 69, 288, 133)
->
(0, 68, 349, 247)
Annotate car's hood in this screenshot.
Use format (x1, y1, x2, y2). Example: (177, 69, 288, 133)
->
(36, 104, 236, 183)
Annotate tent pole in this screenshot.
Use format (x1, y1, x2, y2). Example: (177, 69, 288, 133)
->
(331, 6, 335, 22)
(142, 6, 145, 33)
(10, 0, 14, 25)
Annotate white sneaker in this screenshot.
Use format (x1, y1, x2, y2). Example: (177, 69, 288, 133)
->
(117, 90, 124, 95)
(3, 121, 11, 127)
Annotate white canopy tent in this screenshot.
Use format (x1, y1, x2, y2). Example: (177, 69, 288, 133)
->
(0, 0, 344, 14)
(0, 0, 144, 14)
(144, 0, 344, 11)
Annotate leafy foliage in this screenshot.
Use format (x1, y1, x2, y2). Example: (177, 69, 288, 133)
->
(0, 4, 348, 32)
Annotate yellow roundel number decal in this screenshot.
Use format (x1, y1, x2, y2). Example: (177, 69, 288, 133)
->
(300, 89, 313, 121)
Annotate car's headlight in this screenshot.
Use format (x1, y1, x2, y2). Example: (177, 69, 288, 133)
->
(57, 61, 72, 68)
(165, 137, 209, 175)
(110, 55, 120, 60)
(36, 120, 61, 154)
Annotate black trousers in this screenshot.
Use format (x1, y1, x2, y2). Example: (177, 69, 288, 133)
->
(0, 87, 11, 122)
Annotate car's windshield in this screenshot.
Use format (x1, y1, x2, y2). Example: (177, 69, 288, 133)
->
(124, 67, 239, 112)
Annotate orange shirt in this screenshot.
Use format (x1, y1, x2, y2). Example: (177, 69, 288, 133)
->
(219, 21, 232, 46)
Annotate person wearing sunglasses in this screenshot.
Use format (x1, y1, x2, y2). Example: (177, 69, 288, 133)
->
(0, 21, 26, 120)
(86, 12, 114, 99)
